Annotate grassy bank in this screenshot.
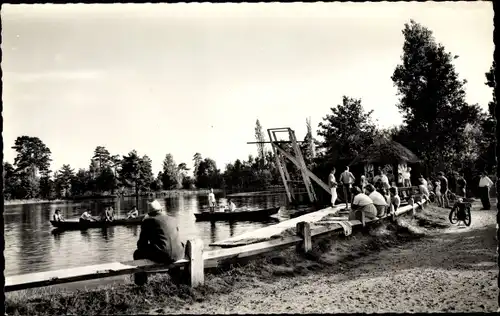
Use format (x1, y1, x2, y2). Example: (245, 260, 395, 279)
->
(5, 204, 452, 316)
(4, 189, 222, 206)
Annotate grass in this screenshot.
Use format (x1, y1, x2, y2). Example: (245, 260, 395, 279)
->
(5, 204, 451, 316)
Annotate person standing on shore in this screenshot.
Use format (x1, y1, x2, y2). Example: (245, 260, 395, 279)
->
(456, 173, 467, 198)
(208, 188, 217, 212)
(133, 200, 185, 286)
(328, 168, 338, 208)
(478, 172, 493, 210)
(340, 166, 355, 209)
(437, 172, 450, 208)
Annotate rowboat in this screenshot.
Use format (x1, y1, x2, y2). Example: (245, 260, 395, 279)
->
(50, 215, 145, 230)
(194, 206, 281, 222)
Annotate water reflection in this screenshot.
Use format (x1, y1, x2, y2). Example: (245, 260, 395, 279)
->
(4, 192, 291, 276)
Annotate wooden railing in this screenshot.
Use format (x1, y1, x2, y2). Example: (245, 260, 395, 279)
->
(5, 198, 427, 292)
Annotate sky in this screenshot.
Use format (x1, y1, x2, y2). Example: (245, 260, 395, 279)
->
(2, 2, 494, 177)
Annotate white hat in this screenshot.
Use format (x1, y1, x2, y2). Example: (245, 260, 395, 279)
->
(150, 200, 163, 211)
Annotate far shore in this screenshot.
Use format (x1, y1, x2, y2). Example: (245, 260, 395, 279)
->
(4, 189, 224, 206)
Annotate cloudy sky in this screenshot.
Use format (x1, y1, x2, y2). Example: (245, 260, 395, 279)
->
(2, 2, 494, 176)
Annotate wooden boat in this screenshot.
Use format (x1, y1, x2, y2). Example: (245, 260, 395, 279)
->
(194, 206, 281, 222)
(50, 215, 145, 230)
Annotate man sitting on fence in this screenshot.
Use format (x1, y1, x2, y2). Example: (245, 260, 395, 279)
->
(365, 184, 388, 217)
(133, 200, 185, 286)
(348, 186, 378, 221)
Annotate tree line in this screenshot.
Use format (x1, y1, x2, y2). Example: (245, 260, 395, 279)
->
(3, 21, 496, 201)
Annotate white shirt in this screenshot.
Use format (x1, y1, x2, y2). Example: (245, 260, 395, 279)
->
(208, 193, 216, 203)
(352, 193, 373, 207)
(80, 211, 92, 220)
(419, 178, 428, 186)
(53, 213, 62, 221)
(369, 191, 387, 206)
(228, 202, 236, 212)
(479, 176, 493, 188)
(381, 175, 389, 184)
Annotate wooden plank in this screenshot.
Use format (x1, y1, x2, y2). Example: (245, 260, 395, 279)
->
(209, 205, 344, 247)
(5, 259, 189, 292)
(296, 222, 312, 253)
(186, 239, 204, 287)
(267, 129, 293, 203)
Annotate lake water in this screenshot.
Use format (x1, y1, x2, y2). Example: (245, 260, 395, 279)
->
(4, 193, 293, 276)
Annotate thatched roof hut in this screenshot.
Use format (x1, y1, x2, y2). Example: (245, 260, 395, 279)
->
(349, 138, 420, 166)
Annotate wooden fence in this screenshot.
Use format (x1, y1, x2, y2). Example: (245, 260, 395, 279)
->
(5, 198, 427, 292)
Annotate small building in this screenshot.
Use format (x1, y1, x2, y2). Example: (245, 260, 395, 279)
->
(349, 138, 420, 186)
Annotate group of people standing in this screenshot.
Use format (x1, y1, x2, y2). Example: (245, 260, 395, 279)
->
(328, 166, 401, 220)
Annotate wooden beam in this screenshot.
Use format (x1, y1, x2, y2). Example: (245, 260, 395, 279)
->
(290, 129, 316, 202)
(267, 129, 293, 203)
(5, 259, 189, 292)
(296, 221, 312, 253)
(186, 239, 204, 287)
(272, 143, 331, 194)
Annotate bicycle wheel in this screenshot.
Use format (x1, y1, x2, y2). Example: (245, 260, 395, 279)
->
(464, 207, 472, 227)
(449, 207, 459, 224)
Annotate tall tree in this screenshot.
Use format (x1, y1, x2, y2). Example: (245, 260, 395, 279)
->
(162, 154, 179, 190)
(391, 20, 482, 174)
(317, 96, 377, 166)
(195, 158, 221, 189)
(92, 146, 111, 171)
(255, 119, 266, 162)
(3, 162, 22, 200)
(11, 136, 52, 198)
(119, 150, 153, 198)
(193, 153, 203, 178)
(476, 62, 496, 173)
(55, 164, 75, 198)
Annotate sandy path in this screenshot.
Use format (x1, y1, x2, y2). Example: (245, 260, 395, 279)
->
(155, 205, 498, 314)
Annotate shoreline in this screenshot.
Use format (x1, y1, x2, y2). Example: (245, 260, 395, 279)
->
(3, 189, 223, 206)
(7, 203, 495, 314)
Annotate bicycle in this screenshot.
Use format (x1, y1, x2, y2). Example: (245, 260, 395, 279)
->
(448, 197, 472, 227)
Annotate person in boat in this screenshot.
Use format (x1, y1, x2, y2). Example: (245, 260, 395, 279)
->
(102, 206, 115, 222)
(348, 186, 378, 221)
(365, 184, 388, 217)
(225, 199, 237, 212)
(328, 167, 338, 208)
(133, 199, 185, 286)
(127, 206, 140, 219)
(53, 209, 65, 222)
(80, 210, 96, 223)
(339, 166, 355, 209)
(208, 188, 217, 212)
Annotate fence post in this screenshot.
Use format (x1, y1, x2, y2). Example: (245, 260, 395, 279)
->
(296, 221, 312, 254)
(185, 239, 204, 288)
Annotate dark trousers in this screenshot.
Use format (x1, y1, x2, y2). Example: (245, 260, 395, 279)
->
(133, 247, 184, 285)
(479, 187, 491, 210)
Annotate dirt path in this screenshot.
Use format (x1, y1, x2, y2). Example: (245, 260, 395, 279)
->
(154, 203, 498, 314)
